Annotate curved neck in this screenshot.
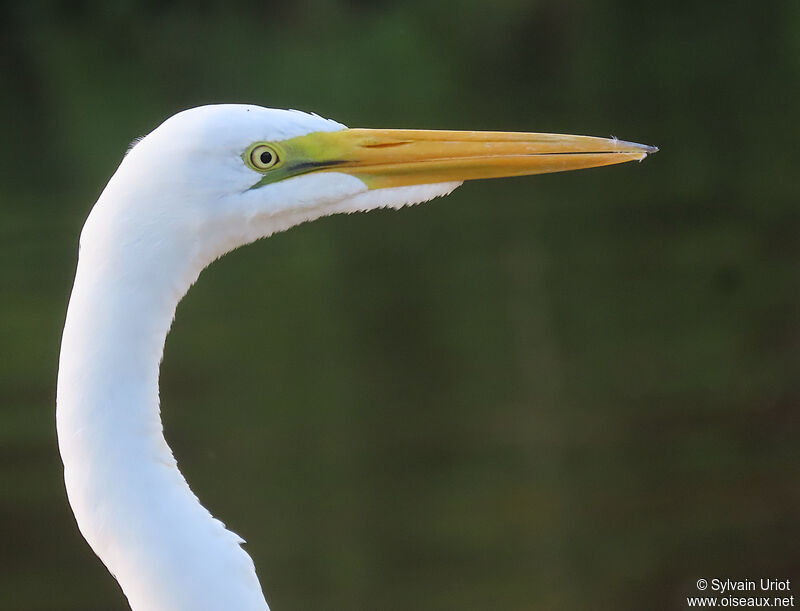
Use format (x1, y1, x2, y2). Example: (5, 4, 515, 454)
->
(56, 236, 269, 611)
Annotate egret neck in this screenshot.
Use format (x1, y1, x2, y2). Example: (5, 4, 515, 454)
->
(57, 186, 270, 611)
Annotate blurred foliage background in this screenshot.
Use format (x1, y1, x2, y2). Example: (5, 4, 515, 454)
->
(1, 1, 798, 609)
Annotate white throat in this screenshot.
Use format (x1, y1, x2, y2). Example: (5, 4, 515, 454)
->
(56, 207, 270, 611)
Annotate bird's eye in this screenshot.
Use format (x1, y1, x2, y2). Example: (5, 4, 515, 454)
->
(248, 144, 280, 170)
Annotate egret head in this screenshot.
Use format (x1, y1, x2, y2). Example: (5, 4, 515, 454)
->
(81, 104, 655, 280)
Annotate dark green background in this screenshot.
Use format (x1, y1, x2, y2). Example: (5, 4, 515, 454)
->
(2, 1, 798, 609)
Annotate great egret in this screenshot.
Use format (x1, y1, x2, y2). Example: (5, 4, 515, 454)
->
(56, 104, 655, 610)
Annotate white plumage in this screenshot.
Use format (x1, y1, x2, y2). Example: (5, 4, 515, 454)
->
(57, 104, 653, 610)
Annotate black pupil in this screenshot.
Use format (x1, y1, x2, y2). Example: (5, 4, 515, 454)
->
(259, 150, 273, 165)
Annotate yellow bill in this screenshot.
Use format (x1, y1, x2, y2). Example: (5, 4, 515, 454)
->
(245, 128, 657, 189)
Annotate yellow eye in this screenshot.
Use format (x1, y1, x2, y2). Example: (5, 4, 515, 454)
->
(249, 144, 279, 170)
